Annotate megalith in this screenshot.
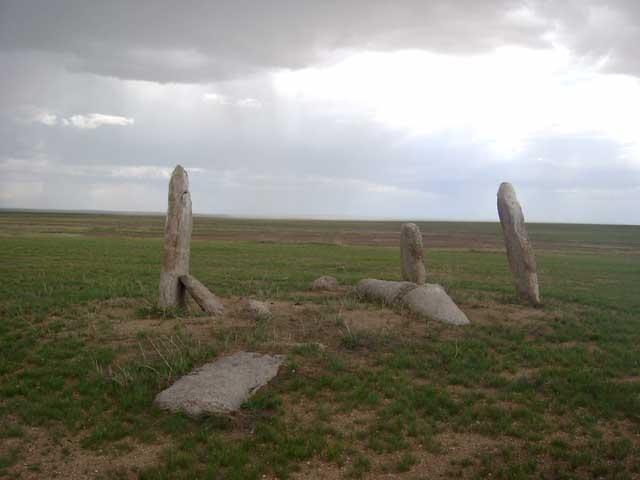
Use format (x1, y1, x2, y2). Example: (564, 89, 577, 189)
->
(400, 223, 426, 284)
(159, 165, 193, 309)
(497, 182, 541, 306)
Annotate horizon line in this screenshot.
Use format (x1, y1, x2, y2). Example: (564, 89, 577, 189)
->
(0, 207, 638, 227)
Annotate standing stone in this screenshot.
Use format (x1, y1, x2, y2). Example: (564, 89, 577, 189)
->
(497, 182, 541, 306)
(400, 223, 427, 284)
(355, 278, 419, 305)
(159, 166, 193, 309)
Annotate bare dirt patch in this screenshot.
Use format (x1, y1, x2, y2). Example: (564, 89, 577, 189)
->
(287, 431, 500, 479)
(19, 290, 574, 479)
(2, 424, 165, 480)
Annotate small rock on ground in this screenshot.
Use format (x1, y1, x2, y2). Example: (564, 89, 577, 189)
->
(311, 275, 340, 291)
(243, 299, 271, 319)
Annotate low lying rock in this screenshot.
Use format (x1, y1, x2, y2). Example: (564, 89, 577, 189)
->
(179, 274, 224, 315)
(243, 299, 271, 319)
(311, 275, 339, 291)
(355, 278, 418, 305)
(154, 352, 284, 417)
(355, 278, 469, 325)
(402, 284, 469, 325)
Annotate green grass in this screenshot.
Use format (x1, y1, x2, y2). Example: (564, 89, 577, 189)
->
(0, 212, 639, 478)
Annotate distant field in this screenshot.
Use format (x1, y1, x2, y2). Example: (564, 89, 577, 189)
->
(0, 211, 639, 479)
(1, 210, 639, 253)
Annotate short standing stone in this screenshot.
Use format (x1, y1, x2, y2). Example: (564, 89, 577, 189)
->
(497, 182, 541, 306)
(311, 275, 339, 291)
(179, 275, 224, 315)
(153, 352, 285, 417)
(400, 223, 426, 284)
(159, 165, 193, 309)
(243, 299, 271, 320)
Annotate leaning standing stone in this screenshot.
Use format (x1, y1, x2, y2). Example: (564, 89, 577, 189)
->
(497, 182, 541, 306)
(400, 223, 426, 284)
(179, 275, 224, 315)
(159, 165, 193, 309)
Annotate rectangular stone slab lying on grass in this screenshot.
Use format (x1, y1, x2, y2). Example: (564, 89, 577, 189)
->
(153, 352, 285, 418)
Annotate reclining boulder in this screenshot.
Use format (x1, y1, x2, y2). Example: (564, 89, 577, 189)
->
(355, 279, 418, 305)
(401, 284, 469, 325)
(355, 278, 469, 325)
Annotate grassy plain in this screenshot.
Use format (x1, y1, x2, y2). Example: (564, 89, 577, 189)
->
(0, 211, 639, 479)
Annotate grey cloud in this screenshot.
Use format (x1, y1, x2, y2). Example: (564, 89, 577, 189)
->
(535, 0, 640, 76)
(0, 0, 550, 83)
(5, 1, 640, 83)
(1, 1, 639, 224)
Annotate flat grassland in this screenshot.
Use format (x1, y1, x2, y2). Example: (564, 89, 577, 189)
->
(1, 211, 639, 479)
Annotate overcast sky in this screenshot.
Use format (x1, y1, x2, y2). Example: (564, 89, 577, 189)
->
(1, 0, 639, 224)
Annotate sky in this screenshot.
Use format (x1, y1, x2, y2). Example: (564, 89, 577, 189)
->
(1, 0, 639, 224)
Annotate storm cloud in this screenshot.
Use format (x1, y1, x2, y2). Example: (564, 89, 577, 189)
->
(1, 0, 639, 223)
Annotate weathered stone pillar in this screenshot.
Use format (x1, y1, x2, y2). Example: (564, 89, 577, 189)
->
(159, 165, 192, 308)
(497, 182, 541, 306)
(400, 223, 426, 284)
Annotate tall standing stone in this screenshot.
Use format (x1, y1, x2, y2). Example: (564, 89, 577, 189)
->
(159, 165, 193, 309)
(497, 182, 541, 306)
(400, 223, 426, 284)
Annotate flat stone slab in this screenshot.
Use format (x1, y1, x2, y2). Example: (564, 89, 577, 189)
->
(154, 352, 285, 417)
